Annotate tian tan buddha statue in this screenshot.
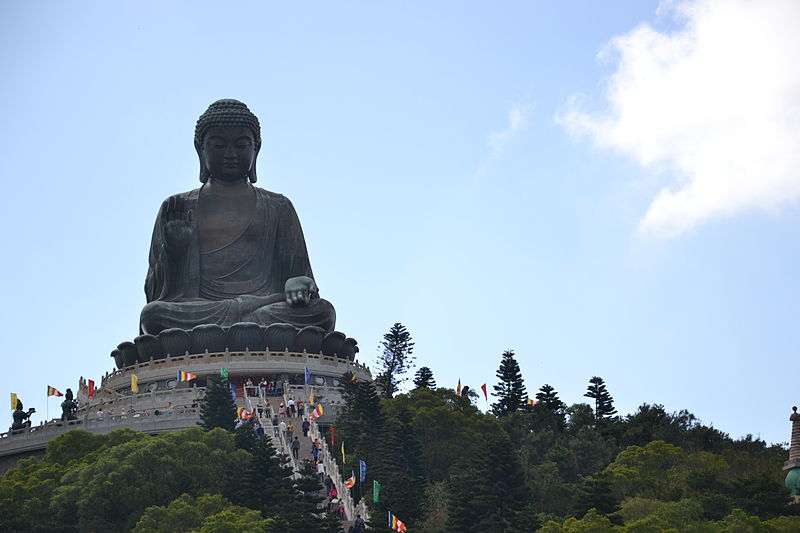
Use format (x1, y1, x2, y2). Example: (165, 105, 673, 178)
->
(139, 99, 335, 335)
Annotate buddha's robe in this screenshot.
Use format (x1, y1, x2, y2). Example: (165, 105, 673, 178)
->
(140, 186, 335, 335)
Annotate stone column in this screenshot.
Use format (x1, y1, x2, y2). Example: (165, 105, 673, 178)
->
(783, 406, 800, 503)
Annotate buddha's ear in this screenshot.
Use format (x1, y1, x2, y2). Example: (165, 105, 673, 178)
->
(195, 139, 209, 183)
(249, 145, 260, 183)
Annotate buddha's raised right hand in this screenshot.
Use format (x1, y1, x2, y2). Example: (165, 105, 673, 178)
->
(162, 195, 194, 256)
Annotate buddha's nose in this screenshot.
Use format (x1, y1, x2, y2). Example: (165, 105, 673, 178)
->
(224, 144, 236, 158)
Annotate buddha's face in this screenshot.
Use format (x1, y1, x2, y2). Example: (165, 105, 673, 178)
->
(201, 126, 257, 182)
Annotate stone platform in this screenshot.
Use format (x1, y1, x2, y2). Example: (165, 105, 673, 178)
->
(0, 348, 371, 472)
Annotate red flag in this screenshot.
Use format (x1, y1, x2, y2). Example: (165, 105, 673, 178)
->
(88, 379, 95, 398)
(480, 383, 488, 402)
(331, 424, 336, 446)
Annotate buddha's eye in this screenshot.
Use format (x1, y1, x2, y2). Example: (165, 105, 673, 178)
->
(236, 144, 250, 149)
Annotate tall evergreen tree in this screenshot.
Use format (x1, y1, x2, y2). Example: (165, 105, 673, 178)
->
(532, 384, 567, 432)
(199, 375, 237, 431)
(446, 432, 529, 533)
(375, 322, 415, 398)
(371, 414, 427, 527)
(491, 350, 527, 417)
(584, 376, 617, 421)
(413, 366, 437, 389)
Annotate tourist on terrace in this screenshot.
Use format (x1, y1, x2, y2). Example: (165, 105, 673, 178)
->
(302, 417, 310, 437)
(288, 397, 296, 417)
(291, 437, 300, 459)
(297, 400, 305, 417)
(278, 403, 286, 418)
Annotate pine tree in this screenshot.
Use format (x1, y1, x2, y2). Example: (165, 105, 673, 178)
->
(231, 425, 296, 518)
(533, 383, 567, 431)
(413, 366, 437, 389)
(375, 323, 415, 398)
(584, 376, 617, 421)
(446, 432, 529, 533)
(491, 350, 527, 417)
(371, 414, 427, 527)
(199, 375, 237, 431)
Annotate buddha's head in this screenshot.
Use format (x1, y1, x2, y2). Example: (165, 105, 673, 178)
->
(194, 99, 262, 183)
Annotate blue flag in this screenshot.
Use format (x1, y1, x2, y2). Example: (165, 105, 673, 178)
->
(305, 366, 311, 385)
(359, 459, 367, 482)
(230, 383, 236, 401)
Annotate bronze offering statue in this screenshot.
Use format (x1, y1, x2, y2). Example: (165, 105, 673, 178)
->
(140, 100, 336, 335)
(11, 399, 35, 431)
(60, 388, 78, 421)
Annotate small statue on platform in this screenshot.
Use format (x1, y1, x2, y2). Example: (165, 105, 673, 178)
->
(60, 388, 78, 421)
(139, 99, 336, 335)
(11, 399, 35, 431)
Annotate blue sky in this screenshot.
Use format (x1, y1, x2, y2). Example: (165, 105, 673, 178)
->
(1, 1, 798, 445)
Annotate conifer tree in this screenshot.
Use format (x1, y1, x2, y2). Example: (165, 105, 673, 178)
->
(491, 350, 527, 417)
(371, 413, 427, 527)
(375, 322, 415, 398)
(584, 376, 617, 421)
(199, 375, 237, 432)
(533, 383, 567, 431)
(413, 366, 437, 389)
(231, 424, 295, 518)
(447, 432, 529, 533)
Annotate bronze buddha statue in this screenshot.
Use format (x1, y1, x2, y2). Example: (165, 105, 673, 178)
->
(139, 99, 335, 335)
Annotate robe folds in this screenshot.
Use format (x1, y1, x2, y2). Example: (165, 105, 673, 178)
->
(140, 185, 335, 335)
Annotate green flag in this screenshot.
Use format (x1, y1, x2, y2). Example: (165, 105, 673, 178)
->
(221, 368, 229, 379)
(373, 479, 381, 503)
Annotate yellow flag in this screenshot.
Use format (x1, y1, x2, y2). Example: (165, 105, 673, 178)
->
(131, 374, 139, 393)
(10, 393, 17, 410)
(341, 441, 346, 464)
(309, 387, 314, 404)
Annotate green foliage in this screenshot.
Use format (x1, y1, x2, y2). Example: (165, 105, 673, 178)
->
(199, 375, 237, 432)
(0, 428, 249, 533)
(491, 349, 527, 417)
(132, 493, 277, 533)
(413, 366, 437, 389)
(585, 376, 617, 421)
(446, 433, 530, 533)
(375, 322, 415, 398)
(538, 509, 622, 533)
(387, 387, 498, 482)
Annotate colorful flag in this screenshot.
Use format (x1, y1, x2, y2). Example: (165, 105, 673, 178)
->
(230, 383, 236, 401)
(178, 371, 197, 382)
(456, 378, 462, 396)
(388, 511, 407, 532)
(481, 383, 488, 402)
(10, 393, 17, 410)
(237, 408, 251, 419)
(131, 374, 138, 393)
(359, 459, 367, 482)
(331, 424, 335, 446)
(373, 479, 381, 502)
(47, 386, 63, 397)
(88, 379, 95, 398)
(348, 374, 357, 383)
(527, 398, 539, 406)
(305, 366, 311, 385)
(341, 441, 346, 463)
(309, 387, 314, 404)
(309, 404, 323, 420)
(220, 367, 229, 379)
(344, 471, 355, 489)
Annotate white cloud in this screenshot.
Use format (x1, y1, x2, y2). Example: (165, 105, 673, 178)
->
(489, 103, 534, 153)
(558, 0, 800, 237)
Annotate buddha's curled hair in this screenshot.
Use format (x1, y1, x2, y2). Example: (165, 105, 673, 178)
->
(195, 99, 262, 183)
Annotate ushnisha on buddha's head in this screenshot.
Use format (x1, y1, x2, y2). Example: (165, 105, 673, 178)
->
(194, 99, 262, 184)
